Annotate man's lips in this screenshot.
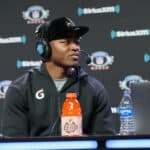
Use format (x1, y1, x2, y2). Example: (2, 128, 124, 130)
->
(70, 55, 79, 59)
(69, 53, 80, 59)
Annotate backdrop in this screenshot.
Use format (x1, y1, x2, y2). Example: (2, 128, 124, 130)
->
(1, 0, 150, 133)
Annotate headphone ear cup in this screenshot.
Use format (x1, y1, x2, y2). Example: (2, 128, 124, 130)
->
(35, 21, 51, 60)
(36, 39, 51, 60)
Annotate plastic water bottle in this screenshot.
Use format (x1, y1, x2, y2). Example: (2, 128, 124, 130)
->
(61, 93, 82, 136)
(119, 90, 136, 135)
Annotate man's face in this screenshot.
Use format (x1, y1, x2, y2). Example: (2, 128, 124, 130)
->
(49, 36, 81, 67)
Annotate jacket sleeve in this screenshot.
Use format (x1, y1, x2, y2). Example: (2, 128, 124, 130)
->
(2, 85, 29, 137)
(91, 86, 116, 135)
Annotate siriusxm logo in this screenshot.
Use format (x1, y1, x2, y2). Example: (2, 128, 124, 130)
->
(22, 5, 49, 24)
(0, 35, 26, 44)
(0, 80, 12, 99)
(144, 53, 150, 63)
(17, 59, 42, 69)
(77, 4, 120, 16)
(119, 75, 147, 91)
(88, 51, 114, 70)
(111, 29, 150, 39)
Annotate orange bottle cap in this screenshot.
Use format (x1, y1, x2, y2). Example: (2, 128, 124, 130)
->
(66, 93, 77, 98)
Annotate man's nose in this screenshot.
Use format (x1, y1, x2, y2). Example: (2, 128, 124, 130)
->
(69, 42, 80, 51)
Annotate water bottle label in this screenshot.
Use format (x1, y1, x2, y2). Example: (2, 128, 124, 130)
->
(61, 116, 82, 136)
(119, 107, 133, 118)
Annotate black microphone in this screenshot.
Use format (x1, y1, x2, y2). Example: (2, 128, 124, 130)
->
(80, 50, 91, 64)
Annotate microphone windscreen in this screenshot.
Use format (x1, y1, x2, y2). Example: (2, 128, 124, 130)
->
(86, 57, 91, 64)
(80, 50, 91, 64)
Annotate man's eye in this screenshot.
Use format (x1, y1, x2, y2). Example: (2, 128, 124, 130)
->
(61, 40, 68, 43)
(76, 40, 80, 44)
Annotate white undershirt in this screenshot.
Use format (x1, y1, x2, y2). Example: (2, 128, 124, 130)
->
(53, 78, 68, 92)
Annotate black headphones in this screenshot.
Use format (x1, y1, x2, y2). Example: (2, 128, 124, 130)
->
(35, 22, 51, 61)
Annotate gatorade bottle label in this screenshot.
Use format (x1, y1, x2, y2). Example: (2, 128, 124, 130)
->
(61, 116, 82, 136)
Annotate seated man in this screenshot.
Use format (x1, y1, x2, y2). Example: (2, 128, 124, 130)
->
(2, 17, 116, 137)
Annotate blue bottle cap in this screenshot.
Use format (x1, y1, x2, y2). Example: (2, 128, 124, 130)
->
(123, 90, 130, 96)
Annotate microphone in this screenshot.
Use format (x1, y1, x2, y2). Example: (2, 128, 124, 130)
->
(80, 50, 91, 64)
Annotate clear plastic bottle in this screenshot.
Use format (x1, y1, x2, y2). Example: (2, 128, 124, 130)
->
(119, 90, 136, 135)
(61, 93, 82, 136)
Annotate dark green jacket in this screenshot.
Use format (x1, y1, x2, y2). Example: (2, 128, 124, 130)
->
(2, 64, 115, 137)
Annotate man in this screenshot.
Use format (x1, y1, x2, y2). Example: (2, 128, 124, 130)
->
(2, 17, 115, 137)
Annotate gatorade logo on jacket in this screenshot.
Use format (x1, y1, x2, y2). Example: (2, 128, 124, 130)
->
(35, 88, 45, 100)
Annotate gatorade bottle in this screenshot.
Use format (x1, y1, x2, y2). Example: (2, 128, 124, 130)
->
(61, 93, 82, 136)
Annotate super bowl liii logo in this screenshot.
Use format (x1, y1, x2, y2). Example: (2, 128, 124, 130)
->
(22, 5, 49, 24)
(119, 75, 148, 91)
(88, 51, 114, 70)
(0, 80, 12, 99)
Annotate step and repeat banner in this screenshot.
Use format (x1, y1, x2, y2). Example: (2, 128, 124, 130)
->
(1, 0, 150, 132)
